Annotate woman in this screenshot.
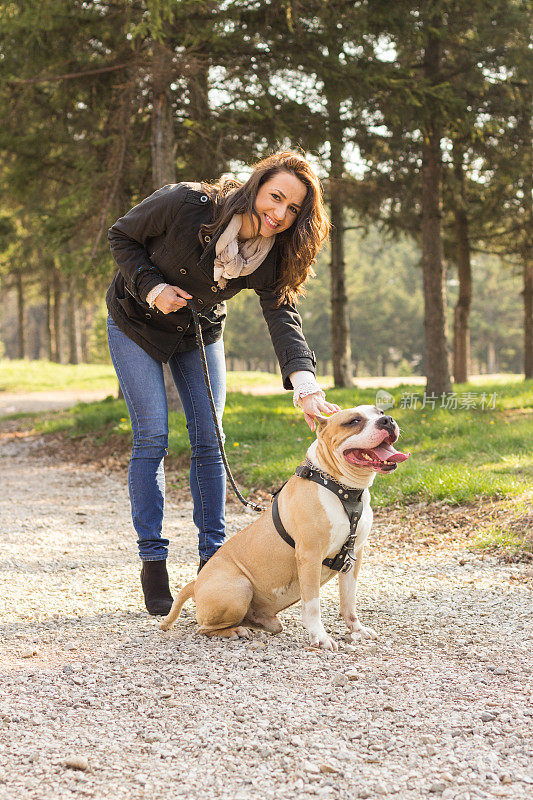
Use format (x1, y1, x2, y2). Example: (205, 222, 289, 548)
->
(106, 151, 340, 615)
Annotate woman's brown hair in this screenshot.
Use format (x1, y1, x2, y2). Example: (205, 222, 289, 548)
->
(200, 151, 330, 305)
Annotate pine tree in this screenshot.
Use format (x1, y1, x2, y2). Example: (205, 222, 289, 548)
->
(353, 0, 529, 390)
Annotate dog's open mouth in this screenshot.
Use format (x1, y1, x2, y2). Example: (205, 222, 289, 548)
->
(343, 441, 410, 473)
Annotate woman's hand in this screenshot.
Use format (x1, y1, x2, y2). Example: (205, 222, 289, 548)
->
(299, 392, 341, 431)
(154, 285, 192, 314)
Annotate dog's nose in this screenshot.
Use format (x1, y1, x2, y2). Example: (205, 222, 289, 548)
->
(376, 415, 396, 434)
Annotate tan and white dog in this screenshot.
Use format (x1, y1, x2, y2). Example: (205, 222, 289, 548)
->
(161, 405, 409, 650)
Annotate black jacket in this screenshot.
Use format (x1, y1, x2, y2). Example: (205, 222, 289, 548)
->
(106, 182, 316, 389)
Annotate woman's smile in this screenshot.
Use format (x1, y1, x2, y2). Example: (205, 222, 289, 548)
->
(264, 212, 281, 230)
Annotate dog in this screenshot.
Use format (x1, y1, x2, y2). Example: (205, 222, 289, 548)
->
(161, 405, 409, 650)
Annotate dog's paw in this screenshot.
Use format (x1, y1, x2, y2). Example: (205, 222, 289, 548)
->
(349, 622, 378, 642)
(342, 612, 378, 641)
(234, 626, 253, 640)
(202, 625, 252, 640)
(309, 633, 338, 652)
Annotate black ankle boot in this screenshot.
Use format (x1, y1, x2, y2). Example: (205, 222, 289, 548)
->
(140, 560, 173, 616)
(198, 558, 209, 573)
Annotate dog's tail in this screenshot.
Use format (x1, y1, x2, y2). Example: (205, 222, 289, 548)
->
(160, 580, 195, 631)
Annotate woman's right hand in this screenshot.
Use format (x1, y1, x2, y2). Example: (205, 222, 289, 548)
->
(154, 285, 193, 314)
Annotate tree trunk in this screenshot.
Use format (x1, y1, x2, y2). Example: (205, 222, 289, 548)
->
(52, 268, 62, 363)
(28, 307, 41, 359)
(151, 41, 177, 189)
(516, 81, 532, 379)
(163, 364, 184, 412)
(79, 305, 91, 363)
(45, 280, 52, 360)
(150, 41, 182, 410)
(452, 147, 472, 384)
(15, 271, 25, 359)
(66, 283, 79, 364)
(187, 52, 218, 180)
(90, 66, 138, 259)
(487, 340, 497, 374)
(326, 84, 352, 388)
(421, 22, 452, 395)
(524, 252, 533, 379)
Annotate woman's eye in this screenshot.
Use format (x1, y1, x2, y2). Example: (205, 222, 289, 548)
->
(289, 206, 298, 215)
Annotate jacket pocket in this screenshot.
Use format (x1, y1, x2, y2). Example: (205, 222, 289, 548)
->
(118, 294, 150, 320)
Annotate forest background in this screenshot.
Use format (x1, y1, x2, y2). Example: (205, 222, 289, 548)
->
(0, 0, 531, 391)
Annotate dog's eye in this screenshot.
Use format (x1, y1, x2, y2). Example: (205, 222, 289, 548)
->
(342, 417, 362, 426)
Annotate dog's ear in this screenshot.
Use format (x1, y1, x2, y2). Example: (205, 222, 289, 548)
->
(314, 414, 329, 432)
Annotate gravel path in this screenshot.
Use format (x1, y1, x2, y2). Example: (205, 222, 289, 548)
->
(0, 434, 531, 800)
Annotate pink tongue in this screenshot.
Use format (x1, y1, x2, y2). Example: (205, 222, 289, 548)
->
(371, 442, 410, 463)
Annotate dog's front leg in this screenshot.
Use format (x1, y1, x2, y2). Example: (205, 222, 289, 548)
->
(339, 548, 377, 641)
(296, 546, 338, 651)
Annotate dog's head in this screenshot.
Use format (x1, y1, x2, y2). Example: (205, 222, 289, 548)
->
(314, 405, 409, 485)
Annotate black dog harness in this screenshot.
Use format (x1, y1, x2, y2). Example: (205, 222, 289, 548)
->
(271, 458, 365, 574)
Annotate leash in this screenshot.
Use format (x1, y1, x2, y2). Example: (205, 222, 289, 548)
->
(187, 300, 265, 513)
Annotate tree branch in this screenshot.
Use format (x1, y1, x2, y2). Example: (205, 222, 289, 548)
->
(8, 62, 132, 86)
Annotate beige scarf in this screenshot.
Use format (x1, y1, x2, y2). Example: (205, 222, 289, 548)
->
(213, 214, 275, 289)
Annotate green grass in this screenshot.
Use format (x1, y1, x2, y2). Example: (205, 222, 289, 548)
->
(471, 495, 533, 557)
(0, 360, 118, 393)
(0, 359, 289, 394)
(473, 527, 532, 557)
(0, 358, 524, 395)
(29, 378, 533, 508)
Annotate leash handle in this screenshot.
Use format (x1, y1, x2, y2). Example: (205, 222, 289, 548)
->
(187, 300, 265, 513)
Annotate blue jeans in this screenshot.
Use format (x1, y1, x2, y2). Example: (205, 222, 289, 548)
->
(107, 316, 226, 562)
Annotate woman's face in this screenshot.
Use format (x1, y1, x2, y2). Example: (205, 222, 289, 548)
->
(243, 170, 307, 239)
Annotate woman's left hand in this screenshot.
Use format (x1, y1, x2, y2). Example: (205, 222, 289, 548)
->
(299, 392, 341, 431)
